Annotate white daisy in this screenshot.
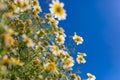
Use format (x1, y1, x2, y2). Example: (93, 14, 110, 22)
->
(73, 32, 83, 45)
(49, 0, 67, 20)
(87, 73, 96, 80)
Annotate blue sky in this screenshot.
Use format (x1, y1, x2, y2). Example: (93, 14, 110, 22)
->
(39, 0, 120, 80)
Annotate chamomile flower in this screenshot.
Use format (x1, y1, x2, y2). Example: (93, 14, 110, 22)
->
(73, 32, 83, 45)
(56, 35, 65, 45)
(62, 57, 74, 68)
(13, 0, 32, 13)
(3, 56, 11, 64)
(11, 58, 23, 66)
(22, 34, 35, 48)
(59, 50, 68, 57)
(3, 33, 15, 48)
(44, 62, 58, 73)
(76, 54, 86, 64)
(50, 45, 60, 56)
(87, 73, 96, 80)
(49, 0, 67, 20)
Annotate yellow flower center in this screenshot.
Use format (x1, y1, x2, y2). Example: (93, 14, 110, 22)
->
(78, 56, 84, 62)
(44, 62, 56, 72)
(63, 58, 73, 67)
(75, 37, 82, 42)
(57, 37, 63, 43)
(53, 3, 64, 16)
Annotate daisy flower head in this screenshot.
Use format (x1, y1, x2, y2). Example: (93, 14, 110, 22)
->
(44, 62, 58, 74)
(73, 32, 84, 45)
(87, 73, 96, 80)
(62, 57, 74, 68)
(11, 58, 24, 66)
(3, 33, 15, 48)
(22, 34, 35, 48)
(49, 0, 67, 20)
(76, 54, 86, 64)
(56, 35, 65, 45)
(50, 44, 60, 56)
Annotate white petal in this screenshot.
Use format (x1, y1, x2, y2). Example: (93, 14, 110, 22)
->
(49, 8, 54, 14)
(49, 4, 53, 7)
(61, 3, 64, 7)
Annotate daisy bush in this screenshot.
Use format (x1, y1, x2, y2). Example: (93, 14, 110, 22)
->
(0, 0, 96, 80)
